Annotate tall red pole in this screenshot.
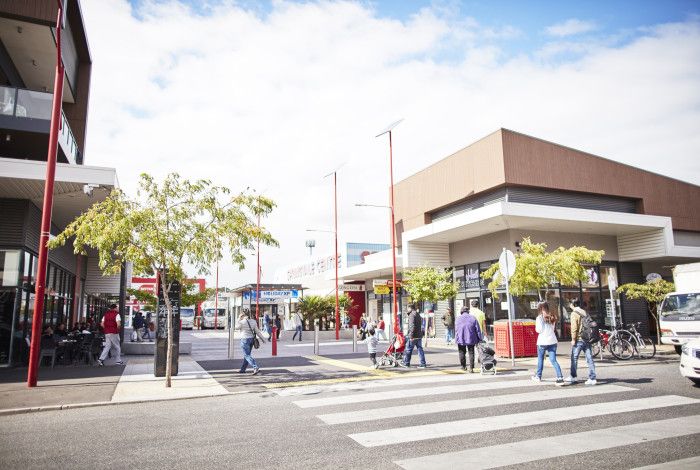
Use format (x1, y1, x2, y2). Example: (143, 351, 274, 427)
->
(334, 172, 340, 340)
(28, 2, 64, 388)
(256, 214, 261, 322)
(214, 261, 219, 329)
(389, 131, 399, 334)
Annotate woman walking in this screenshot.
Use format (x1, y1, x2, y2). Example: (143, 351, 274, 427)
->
(532, 301, 564, 385)
(237, 309, 266, 375)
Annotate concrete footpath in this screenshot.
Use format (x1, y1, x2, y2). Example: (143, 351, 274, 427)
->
(0, 339, 679, 415)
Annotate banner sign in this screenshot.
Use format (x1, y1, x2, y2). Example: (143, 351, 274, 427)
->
(339, 284, 365, 292)
(243, 290, 300, 301)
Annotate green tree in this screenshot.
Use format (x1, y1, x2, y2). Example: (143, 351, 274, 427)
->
(617, 278, 675, 345)
(127, 287, 157, 311)
(297, 294, 354, 330)
(403, 266, 459, 305)
(481, 238, 604, 299)
(49, 173, 277, 387)
(181, 281, 216, 312)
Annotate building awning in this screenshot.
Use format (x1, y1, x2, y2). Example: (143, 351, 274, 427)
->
(337, 249, 400, 281)
(0, 157, 118, 227)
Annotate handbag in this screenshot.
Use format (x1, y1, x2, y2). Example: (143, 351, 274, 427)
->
(247, 320, 260, 349)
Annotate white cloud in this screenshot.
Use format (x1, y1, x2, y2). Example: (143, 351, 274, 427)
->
(80, 1, 700, 287)
(545, 18, 597, 37)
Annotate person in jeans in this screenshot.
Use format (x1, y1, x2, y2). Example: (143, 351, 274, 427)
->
(98, 304, 123, 366)
(454, 305, 482, 373)
(565, 299, 597, 385)
(237, 309, 266, 375)
(442, 307, 455, 345)
(400, 304, 426, 368)
(367, 327, 379, 368)
(131, 311, 145, 342)
(292, 311, 303, 341)
(532, 302, 564, 385)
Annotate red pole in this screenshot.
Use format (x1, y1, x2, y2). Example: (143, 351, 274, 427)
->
(334, 172, 340, 341)
(256, 214, 261, 323)
(214, 261, 219, 329)
(271, 326, 277, 356)
(27, 2, 64, 388)
(388, 131, 399, 334)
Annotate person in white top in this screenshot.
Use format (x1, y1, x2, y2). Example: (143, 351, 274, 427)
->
(532, 301, 564, 385)
(292, 311, 303, 342)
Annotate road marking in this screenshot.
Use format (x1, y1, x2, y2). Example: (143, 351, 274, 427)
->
(293, 378, 545, 409)
(395, 415, 700, 469)
(284, 341, 356, 347)
(631, 456, 700, 470)
(317, 384, 635, 424)
(302, 355, 398, 377)
(350, 395, 698, 447)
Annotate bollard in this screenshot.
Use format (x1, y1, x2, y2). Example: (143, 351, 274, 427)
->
(228, 316, 236, 360)
(314, 325, 320, 355)
(352, 325, 357, 352)
(271, 326, 277, 356)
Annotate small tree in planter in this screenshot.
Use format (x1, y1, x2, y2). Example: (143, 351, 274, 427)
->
(297, 295, 331, 329)
(617, 278, 675, 345)
(403, 266, 459, 313)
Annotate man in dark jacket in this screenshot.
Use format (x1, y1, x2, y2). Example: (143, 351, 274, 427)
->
(132, 311, 145, 342)
(400, 304, 426, 368)
(442, 307, 455, 344)
(455, 305, 483, 373)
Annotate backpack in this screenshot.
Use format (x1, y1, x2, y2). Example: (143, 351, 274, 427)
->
(579, 313, 601, 344)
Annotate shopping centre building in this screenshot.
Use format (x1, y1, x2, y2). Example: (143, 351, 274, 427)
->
(0, 1, 125, 366)
(338, 128, 700, 340)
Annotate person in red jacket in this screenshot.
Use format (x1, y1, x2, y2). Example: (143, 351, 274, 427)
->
(98, 304, 123, 366)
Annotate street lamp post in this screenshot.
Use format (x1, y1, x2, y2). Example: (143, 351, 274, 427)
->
(27, 0, 66, 388)
(214, 260, 219, 330)
(376, 119, 403, 334)
(306, 225, 340, 341)
(256, 213, 261, 323)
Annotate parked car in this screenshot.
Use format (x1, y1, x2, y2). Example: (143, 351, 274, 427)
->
(679, 338, 700, 385)
(180, 307, 195, 330)
(201, 308, 227, 329)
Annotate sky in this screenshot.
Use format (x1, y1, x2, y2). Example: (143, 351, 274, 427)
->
(80, 0, 700, 288)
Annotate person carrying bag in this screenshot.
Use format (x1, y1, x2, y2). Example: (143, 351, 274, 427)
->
(236, 309, 266, 375)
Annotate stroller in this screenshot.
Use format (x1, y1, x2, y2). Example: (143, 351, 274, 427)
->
(378, 332, 406, 367)
(477, 341, 497, 375)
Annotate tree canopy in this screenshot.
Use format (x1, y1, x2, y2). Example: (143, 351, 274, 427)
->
(403, 266, 459, 304)
(297, 294, 353, 322)
(481, 237, 604, 298)
(617, 278, 675, 345)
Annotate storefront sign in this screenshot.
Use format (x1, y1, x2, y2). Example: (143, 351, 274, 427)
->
(339, 284, 365, 292)
(465, 264, 480, 289)
(646, 273, 662, 282)
(243, 290, 300, 301)
(374, 285, 390, 295)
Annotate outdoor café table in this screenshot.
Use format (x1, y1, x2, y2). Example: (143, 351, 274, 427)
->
(57, 339, 78, 364)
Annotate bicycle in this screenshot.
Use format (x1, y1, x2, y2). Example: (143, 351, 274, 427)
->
(591, 328, 634, 360)
(625, 322, 656, 359)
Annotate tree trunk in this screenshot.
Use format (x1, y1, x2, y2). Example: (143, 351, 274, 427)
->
(160, 269, 173, 388)
(650, 305, 662, 346)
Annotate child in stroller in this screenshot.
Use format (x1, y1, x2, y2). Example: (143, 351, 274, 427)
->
(477, 341, 497, 375)
(378, 331, 406, 367)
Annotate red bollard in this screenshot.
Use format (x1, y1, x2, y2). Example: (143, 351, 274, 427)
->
(271, 327, 277, 356)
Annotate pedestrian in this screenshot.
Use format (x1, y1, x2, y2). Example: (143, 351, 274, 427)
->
(376, 318, 386, 340)
(292, 310, 303, 341)
(98, 304, 123, 366)
(263, 312, 272, 338)
(455, 305, 482, 373)
(131, 311, 145, 342)
(236, 309, 266, 375)
(400, 304, 427, 368)
(367, 327, 379, 368)
(442, 307, 455, 344)
(274, 313, 282, 340)
(565, 299, 597, 385)
(532, 302, 564, 385)
(143, 312, 153, 341)
(470, 300, 487, 339)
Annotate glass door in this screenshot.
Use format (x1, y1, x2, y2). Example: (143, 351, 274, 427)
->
(0, 289, 17, 365)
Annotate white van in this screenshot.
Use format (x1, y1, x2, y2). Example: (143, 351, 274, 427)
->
(180, 307, 195, 329)
(659, 263, 700, 354)
(201, 308, 227, 329)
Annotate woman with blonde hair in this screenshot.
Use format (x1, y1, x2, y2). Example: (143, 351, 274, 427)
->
(532, 301, 564, 385)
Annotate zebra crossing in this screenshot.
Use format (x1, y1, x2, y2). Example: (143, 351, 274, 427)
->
(277, 371, 700, 468)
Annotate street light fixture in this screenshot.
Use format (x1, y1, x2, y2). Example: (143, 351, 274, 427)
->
(306, 218, 341, 341)
(375, 119, 403, 334)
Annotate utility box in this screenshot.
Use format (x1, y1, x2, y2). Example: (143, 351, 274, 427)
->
(494, 320, 537, 358)
(155, 279, 181, 377)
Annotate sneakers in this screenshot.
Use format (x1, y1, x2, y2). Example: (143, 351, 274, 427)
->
(585, 378, 597, 386)
(418, 364, 427, 369)
(373, 363, 380, 369)
(398, 362, 409, 368)
(563, 376, 576, 384)
(555, 378, 565, 386)
(252, 368, 260, 375)
(115, 361, 124, 365)
(467, 368, 473, 374)
(531, 375, 541, 382)
(97, 359, 104, 366)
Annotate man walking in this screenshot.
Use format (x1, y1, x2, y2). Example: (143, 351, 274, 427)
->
(442, 307, 455, 344)
(565, 299, 597, 385)
(470, 299, 487, 339)
(131, 311, 145, 342)
(98, 304, 123, 366)
(455, 305, 482, 373)
(400, 304, 426, 368)
(292, 311, 303, 342)
(143, 311, 153, 341)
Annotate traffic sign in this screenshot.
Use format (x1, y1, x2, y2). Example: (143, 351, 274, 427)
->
(499, 249, 517, 279)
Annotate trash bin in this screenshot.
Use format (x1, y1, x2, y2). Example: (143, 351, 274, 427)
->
(494, 320, 537, 358)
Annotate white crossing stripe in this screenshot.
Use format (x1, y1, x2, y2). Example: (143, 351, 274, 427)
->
(293, 378, 544, 409)
(395, 415, 700, 469)
(632, 456, 700, 470)
(349, 395, 698, 447)
(317, 384, 635, 424)
(276, 370, 530, 397)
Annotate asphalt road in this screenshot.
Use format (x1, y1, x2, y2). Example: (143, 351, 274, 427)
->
(1, 360, 698, 469)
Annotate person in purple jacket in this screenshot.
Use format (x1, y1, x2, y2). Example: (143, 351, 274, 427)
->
(455, 305, 483, 373)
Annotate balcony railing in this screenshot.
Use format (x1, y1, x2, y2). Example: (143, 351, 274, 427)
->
(0, 85, 80, 165)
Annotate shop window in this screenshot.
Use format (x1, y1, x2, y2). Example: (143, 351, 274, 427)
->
(0, 250, 21, 287)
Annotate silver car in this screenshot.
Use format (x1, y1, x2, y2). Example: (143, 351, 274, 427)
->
(180, 307, 195, 330)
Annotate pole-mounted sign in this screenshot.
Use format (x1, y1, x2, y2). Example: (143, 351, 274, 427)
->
(154, 279, 181, 377)
(499, 248, 517, 367)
